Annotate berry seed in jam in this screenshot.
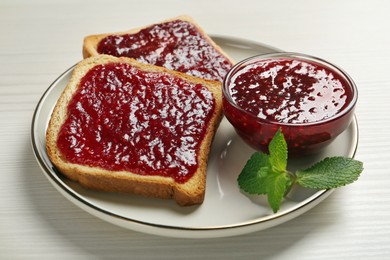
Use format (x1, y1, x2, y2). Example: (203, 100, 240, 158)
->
(222, 53, 357, 156)
(57, 62, 216, 183)
(97, 20, 232, 82)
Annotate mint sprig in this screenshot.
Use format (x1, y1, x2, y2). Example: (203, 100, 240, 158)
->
(237, 129, 363, 213)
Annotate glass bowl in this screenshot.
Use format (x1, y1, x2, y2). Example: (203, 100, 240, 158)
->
(222, 52, 358, 157)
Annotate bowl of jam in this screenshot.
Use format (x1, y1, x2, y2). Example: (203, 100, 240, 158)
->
(222, 52, 358, 156)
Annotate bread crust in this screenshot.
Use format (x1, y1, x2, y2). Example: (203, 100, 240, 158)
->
(46, 55, 223, 206)
(82, 15, 234, 65)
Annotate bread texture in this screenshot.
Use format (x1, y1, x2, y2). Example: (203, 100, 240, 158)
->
(83, 15, 234, 81)
(46, 55, 223, 206)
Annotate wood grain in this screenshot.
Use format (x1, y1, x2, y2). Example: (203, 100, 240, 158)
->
(1, 0, 390, 259)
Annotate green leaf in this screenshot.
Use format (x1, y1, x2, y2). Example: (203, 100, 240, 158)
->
(236, 129, 364, 214)
(238, 152, 270, 195)
(269, 129, 288, 172)
(265, 172, 289, 213)
(296, 157, 364, 189)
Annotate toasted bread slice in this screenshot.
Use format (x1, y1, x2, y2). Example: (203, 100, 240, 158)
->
(46, 55, 223, 206)
(83, 15, 233, 82)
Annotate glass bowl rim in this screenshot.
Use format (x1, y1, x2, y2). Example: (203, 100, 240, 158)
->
(222, 52, 358, 127)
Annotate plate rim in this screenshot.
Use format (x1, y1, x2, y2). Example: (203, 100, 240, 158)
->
(31, 35, 359, 237)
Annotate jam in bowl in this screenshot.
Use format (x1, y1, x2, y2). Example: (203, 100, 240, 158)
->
(222, 53, 358, 156)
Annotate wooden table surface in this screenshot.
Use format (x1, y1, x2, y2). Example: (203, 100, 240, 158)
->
(1, 0, 390, 259)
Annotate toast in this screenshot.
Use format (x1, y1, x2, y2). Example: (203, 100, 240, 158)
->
(83, 15, 233, 82)
(46, 55, 223, 206)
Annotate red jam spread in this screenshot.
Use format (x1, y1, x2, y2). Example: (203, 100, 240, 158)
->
(57, 62, 216, 183)
(228, 58, 353, 124)
(97, 20, 232, 82)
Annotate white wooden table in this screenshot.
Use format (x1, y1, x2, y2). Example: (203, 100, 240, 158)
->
(1, 0, 390, 258)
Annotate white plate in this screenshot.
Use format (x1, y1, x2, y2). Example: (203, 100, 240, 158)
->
(31, 36, 359, 238)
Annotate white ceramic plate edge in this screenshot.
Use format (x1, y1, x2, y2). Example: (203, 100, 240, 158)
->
(31, 36, 359, 238)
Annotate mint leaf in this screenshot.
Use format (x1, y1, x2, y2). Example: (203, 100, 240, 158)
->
(237, 134, 293, 212)
(268, 129, 287, 172)
(296, 157, 364, 189)
(266, 171, 290, 213)
(236, 129, 364, 214)
(238, 152, 270, 194)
